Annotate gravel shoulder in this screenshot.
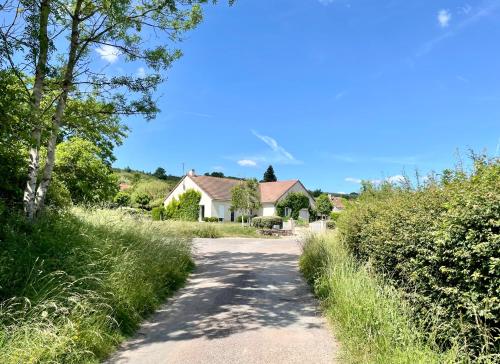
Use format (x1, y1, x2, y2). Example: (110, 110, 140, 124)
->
(107, 237, 339, 364)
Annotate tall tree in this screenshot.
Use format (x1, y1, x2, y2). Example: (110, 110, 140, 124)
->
(262, 165, 277, 182)
(230, 178, 261, 226)
(315, 193, 332, 219)
(153, 167, 167, 180)
(53, 137, 118, 203)
(0, 0, 233, 218)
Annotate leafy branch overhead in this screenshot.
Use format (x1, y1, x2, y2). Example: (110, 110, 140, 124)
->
(0, 0, 232, 218)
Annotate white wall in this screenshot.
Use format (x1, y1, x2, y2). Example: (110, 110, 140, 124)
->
(164, 176, 213, 219)
(212, 201, 235, 221)
(260, 203, 276, 216)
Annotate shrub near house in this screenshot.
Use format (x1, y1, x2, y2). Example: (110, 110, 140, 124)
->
(159, 189, 202, 221)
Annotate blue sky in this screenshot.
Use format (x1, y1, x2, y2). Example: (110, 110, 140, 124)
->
(109, 0, 500, 193)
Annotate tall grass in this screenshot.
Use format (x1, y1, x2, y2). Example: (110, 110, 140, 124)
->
(300, 232, 461, 364)
(0, 207, 193, 363)
(148, 219, 263, 238)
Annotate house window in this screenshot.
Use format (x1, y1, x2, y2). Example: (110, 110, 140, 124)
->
(200, 205, 205, 220)
(284, 207, 291, 217)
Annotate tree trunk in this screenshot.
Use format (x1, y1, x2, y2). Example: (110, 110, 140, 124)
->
(23, 0, 51, 219)
(34, 0, 82, 215)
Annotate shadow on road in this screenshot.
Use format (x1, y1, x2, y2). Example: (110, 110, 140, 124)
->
(117, 248, 321, 353)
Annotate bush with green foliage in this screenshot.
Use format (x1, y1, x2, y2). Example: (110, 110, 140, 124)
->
(151, 206, 165, 221)
(276, 192, 310, 219)
(252, 216, 283, 229)
(330, 211, 341, 221)
(163, 189, 201, 221)
(114, 191, 131, 207)
(45, 178, 73, 208)
(300, 232, 458, 363)
(315, 194, 332, 217)
(53, 138, 118, 203)
(203, 217, 219, 222)
(177, 189, 202, 221)
(336, 157, 500, 360)
(134, 193, 152, 209)
(326, 220, 336, 229)
(236, 214, 250, 223)
(164, 198, 180, 220)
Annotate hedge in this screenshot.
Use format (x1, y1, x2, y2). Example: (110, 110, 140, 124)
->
(203, 217, 219, 222)
(252, 216, 283, 229)
(164, 189, 201, 221)
(236, 215, 250, 223)
(336, 158, 500, 360)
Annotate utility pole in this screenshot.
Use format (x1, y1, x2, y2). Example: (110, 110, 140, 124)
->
(182, 162, 185, 176)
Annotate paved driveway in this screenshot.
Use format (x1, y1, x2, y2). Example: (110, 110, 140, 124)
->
(107, 237, 339, 364)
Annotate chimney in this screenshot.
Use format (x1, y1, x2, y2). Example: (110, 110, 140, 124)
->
(187, 169, 196, 177)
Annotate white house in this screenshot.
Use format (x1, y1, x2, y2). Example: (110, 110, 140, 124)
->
(164, 170, 315, 222)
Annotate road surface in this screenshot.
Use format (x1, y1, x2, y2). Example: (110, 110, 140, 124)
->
(107, 237, 339, 364)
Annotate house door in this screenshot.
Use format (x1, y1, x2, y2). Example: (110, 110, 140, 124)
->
(230, 211, 235, 222)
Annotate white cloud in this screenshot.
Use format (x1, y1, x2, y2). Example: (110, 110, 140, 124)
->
(96, 45, 121, 63)
(418, 4, 499, 57)
(386, 175, 406, 184)
(345, 175, 406, 185)
(251, 130, 300, 164)
(238, 159, 257, 167)
(345, 177, 362, 184)
(137, 67, 146, 78)
(438, 9, 452, 28)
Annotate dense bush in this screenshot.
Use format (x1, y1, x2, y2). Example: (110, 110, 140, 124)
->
(151, 206, 165, 221)
(53, 138, 118, 203)
(336, 158, 500, 360)
(134, 192, 151, 209)
(252, 216, 283, 229)
(203, 217, 219, 222)
(236, 214, 250, 223)
(0, 207, 193, 363)
(114, 191, 131, 207)
(164, 189, 201, 221)
(276, 192, 310, 219)
(326, 220, 336, 229)
(45, 178, 73, 208)
(330, 211, 341, 221)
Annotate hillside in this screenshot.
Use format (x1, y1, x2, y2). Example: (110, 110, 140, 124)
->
(114, 168, 181, 208)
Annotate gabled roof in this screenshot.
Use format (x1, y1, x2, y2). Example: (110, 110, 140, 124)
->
(190, 175, 241, 200)
(165, 175, 312, 204)
(329, 196, 345, 209)
(259, 180, 299, 203)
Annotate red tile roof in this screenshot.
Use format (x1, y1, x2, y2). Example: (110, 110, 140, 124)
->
(190, 175, 241, 200)
(329, 196, 345, 209)
(259, 180, 299, 203)
(175, 175, 302, 203)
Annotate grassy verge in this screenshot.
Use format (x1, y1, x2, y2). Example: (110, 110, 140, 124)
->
(0, 207, 193, 363)
(300, 232, 460, 364)
(149, 220, 265, 238)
